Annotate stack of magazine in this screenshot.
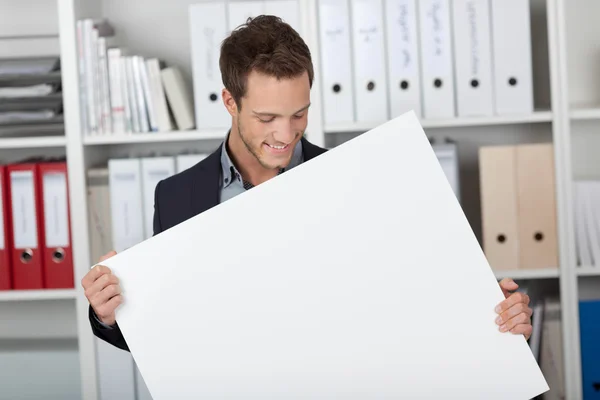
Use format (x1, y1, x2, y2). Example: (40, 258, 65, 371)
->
(0, 57, 63, 136)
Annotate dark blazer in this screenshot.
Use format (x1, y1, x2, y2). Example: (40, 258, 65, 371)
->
(89, 137, 328, 351)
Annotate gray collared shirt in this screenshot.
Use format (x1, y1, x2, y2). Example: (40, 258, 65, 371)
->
(219, 136, 304, 203)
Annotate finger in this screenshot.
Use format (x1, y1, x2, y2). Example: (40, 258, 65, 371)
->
(81, 264, 112, 290)
(90, 283, 122, 309)
(499, 278, 519, 298)
(85, 273, 119, 300)
(509, 322, 533, 339)
(99, 250, 117, 263)
(498, 301, 533, 325)
(95, 294, 123, 323)
(499, 312, 530, 332)
(497, 305, 532, 329)
(495, 292, 529, 313)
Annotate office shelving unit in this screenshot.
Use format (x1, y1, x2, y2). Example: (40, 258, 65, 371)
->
(0, 289, 77, 302)
(325, 110, 555, 133)
(557, 1, 600, 399)
(494, 268, 561, 281)
(0, 0, 590, 398)
(82, 130, 226, 145)
(0, 136, 66, 149)
(0, 2, 79, 399)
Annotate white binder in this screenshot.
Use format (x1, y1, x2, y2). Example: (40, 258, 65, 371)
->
(189, 2, 230, 129)
(384, 0, 421, 118)
(108, 158, 145, 252)
(141, 157, 176, 239)
(433, 141, 460, 202)
(318, 0, 355, 125)
(228, 1, 265, 33)
(418, 0, 456, 119)
(176, 154, 209, 173)
(98, 158, 146, 400)
(490, 0, 534, 115)
(350, 0, 388, 123)
(452, 0, 494, 117)
(265, 0, 301, 34)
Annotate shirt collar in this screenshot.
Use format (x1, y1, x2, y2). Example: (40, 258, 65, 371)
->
(220, 131, 304, 189)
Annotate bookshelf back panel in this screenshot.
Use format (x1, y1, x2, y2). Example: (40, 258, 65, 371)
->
(0, 0, 59, 38)
(0, 0, 60, 59)
(570, 121, 600, 180)
(565, 0, 600, 108)
(0, 147, 65, 164)
(0, 338, 81, 400)
(530, 0, 553, 110)
(578, 276, 600, 301)
(0, 300, 77, 340)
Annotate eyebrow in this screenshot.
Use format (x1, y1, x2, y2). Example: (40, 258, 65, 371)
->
(252, 103, 311, 118)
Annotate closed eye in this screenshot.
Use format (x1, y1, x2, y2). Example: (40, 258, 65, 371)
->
(258, 117, 275, 123)
(293, 114, 304, 119)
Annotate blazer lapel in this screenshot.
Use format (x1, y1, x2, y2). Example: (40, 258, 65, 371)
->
(188, 138, 327, 219)
(302, 137, 328, 160)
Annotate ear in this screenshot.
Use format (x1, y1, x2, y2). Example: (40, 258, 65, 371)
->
(222, 88, 238, 117)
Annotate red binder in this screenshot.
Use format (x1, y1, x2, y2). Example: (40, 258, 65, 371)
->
(7, 163, 45, 290)
(0, 166, 12, 290)
(39, 161, 74, 289)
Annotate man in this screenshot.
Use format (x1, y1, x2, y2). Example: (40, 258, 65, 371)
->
(82, 15, 533, 352)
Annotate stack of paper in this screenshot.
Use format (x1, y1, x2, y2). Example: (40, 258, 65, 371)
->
(573, 180, 600, 268)
(0, 110, 56, 124)
(0, 84, 54, 98)
(0, 58, 59, 76)
(99, 111, 548, 399)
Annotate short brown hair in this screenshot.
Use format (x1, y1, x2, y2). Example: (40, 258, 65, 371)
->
(219, 15, 314, 109)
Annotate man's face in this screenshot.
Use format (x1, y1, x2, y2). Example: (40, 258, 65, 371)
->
(231, 70, 311, 170)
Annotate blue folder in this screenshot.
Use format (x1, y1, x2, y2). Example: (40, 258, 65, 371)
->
(580, 300, 600, 399)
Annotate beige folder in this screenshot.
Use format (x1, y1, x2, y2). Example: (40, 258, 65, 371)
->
(479, 145, 519, 270)
(516, 143, 559, 269)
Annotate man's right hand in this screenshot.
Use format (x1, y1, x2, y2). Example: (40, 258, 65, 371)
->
(82, 250, 122, 327)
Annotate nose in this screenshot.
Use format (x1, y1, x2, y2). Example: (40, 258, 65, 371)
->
(273, 119, 296, 144)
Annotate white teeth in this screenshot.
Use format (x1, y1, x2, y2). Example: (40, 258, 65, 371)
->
(268, 144, 287, 150)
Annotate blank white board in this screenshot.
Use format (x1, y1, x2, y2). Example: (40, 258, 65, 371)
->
(100, 111, 549, 399)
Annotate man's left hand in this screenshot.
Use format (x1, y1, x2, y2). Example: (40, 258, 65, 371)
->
(495, 278, 533, 340)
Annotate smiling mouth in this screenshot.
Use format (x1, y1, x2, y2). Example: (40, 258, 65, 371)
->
(266, 143, 289, 150)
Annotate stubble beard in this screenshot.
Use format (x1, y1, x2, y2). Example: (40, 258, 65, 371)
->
(237, 118, 284, 170)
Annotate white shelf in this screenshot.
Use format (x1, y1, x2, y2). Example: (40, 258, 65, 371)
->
(83, 130, 226, 145)
(42, 0, 591, 397)
(570, 106, 600, 121)
(0, 136, 66, 149)
(577, 266, 600, 277)
(493, 268, 560, 280)
(0, 289, 76, 301)
(324, 111, 554, 134)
